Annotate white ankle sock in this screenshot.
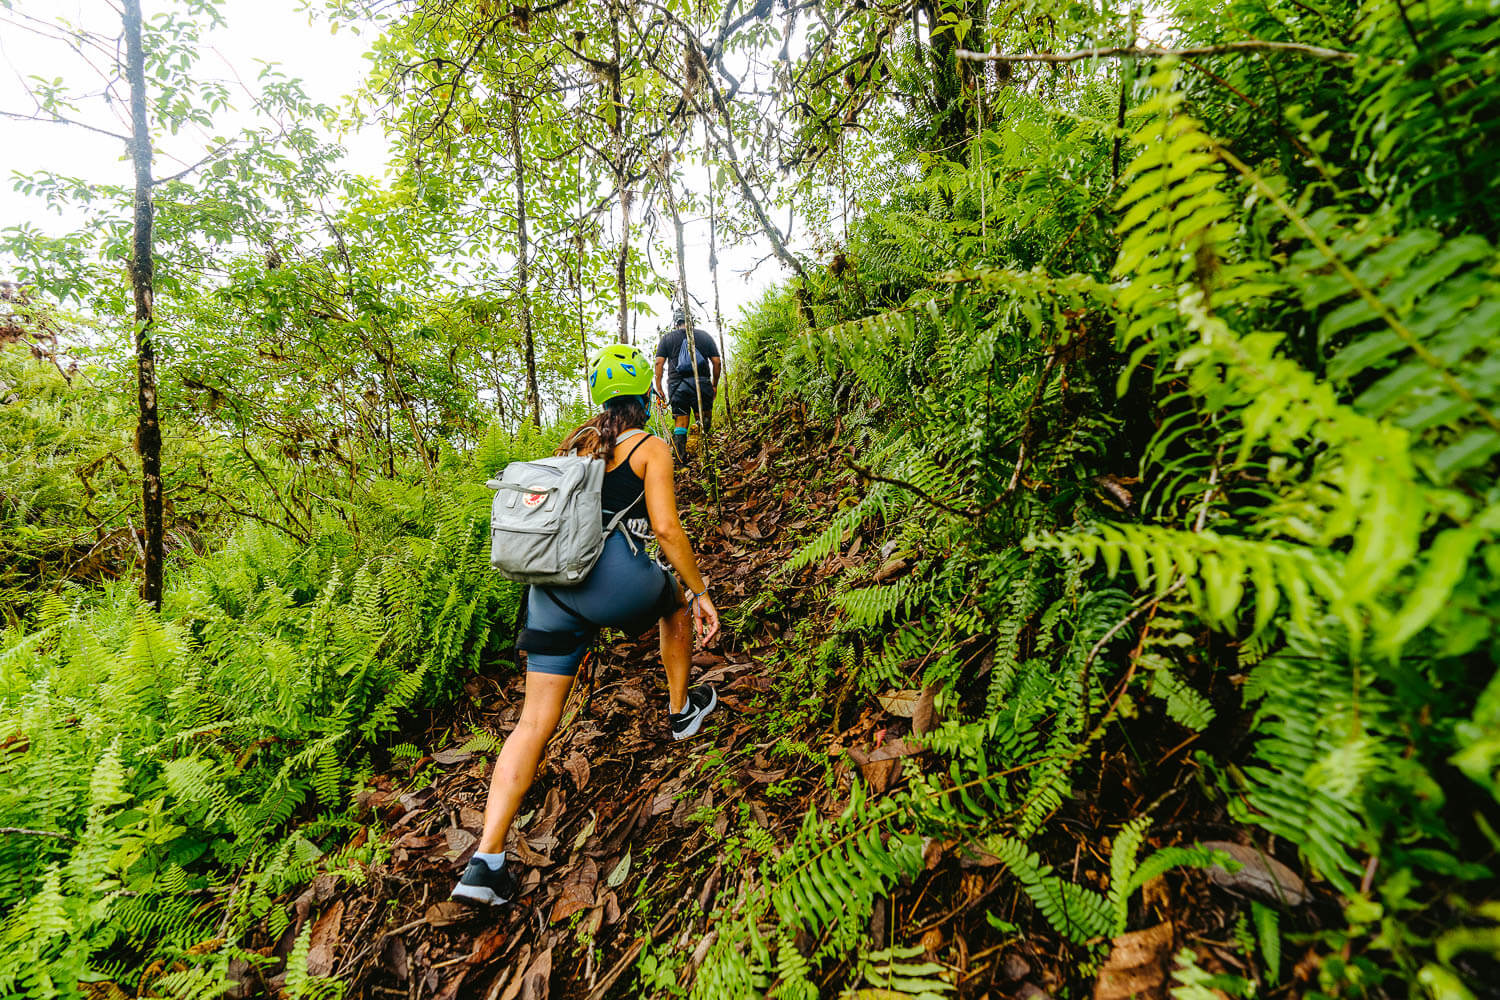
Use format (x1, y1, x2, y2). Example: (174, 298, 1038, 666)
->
(473, 851, 505, 870)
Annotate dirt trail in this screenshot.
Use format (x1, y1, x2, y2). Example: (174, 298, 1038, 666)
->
(265, 422, 855, 1000)
(252, 412, 1272, 1000)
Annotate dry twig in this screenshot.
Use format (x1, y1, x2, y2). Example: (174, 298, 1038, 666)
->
(956, 41, 1358, 65)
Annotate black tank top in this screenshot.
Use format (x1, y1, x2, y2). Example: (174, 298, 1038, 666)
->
(601, 431, 650, 525)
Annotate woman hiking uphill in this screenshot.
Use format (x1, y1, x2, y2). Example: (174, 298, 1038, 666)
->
(452, 343, 722, 907)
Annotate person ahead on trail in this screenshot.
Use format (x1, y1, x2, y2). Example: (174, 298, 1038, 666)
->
(452, 344, 721, 908)
(653, 308, 721, 462)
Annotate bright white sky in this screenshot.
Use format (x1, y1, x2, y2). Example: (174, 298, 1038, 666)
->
(0, 0, 786, 359)
(0, 1, 385, 220)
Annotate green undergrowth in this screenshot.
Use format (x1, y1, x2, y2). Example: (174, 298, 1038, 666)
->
(0, 422, 575, 998)
(0, 347, 159, 619)
(0, 343, 324, 622)
(684, 21, 1500, 1000)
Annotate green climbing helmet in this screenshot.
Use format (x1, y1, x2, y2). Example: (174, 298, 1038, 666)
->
(587, 343, 653, 406)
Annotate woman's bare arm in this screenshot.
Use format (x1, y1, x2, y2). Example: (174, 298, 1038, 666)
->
(638, 437, 719, 644)
(640, 438, 706, 593)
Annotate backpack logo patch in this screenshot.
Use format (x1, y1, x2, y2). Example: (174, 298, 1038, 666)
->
(523, 492, 547, 509)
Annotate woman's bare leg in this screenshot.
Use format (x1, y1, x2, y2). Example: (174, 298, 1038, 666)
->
(660, 604, 692, 714)
(475, 670, 575, 854)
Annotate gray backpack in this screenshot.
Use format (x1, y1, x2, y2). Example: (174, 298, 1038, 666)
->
(486, 429, 646, 585)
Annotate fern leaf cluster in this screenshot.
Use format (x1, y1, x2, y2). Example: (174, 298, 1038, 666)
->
(712, 12, 1500, 989)
(0, 448, 521, 995)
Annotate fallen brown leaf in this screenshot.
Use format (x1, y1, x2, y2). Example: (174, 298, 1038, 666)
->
(860, 757, 899, 794)
(398, 790, 433, 813)
(382, 935, 408, 981)
(394, 831, 442, 851)
(424, 901, 472, 928)
(562, 751, 590, 791)
(1095, 921, 1174, 1000)
(1002, 954, 1031, 981)
(548, 858, 599, 923)
(876, 690, 922, 717)
(304, 900, 343, 977)
(496, 943, 531, 1000)
(510, 837, 551, 867)
(532, 786, 566, 835)
(469, 926, 508, 967)
(912, 685, 938, 736)
(1200, 841, 1309, 906)
(432, 969, 468, 1000)
(599, 890, 621, 927)
(445, 827, 477, 858)
(849, 737, 924, 765)
(518, 946, 552, 1000)
(311, 874, 337, 903)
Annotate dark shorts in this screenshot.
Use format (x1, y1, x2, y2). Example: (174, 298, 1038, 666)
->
(669, 379, 716, 419)
(518, 531, 682, 676)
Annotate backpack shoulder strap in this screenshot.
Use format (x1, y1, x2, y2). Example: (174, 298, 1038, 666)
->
(566, 425, 600, 456)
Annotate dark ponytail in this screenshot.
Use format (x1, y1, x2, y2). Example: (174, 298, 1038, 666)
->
(559, 394, 649, 459)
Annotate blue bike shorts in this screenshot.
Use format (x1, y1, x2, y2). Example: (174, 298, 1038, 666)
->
(518, 531, 682, 676)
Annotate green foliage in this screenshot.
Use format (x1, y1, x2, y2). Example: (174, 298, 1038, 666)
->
(702, 1, 1499, 989)
(840, 945, 955, 999)
(978, 822, 1223, 950)
(0, 440, 523, 995)
(0, 345, 162, 616)
(4, 0, 1498, 993)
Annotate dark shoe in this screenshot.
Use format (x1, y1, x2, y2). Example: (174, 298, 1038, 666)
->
(451, 856, 518, 907)
(670, 684, 718, 740)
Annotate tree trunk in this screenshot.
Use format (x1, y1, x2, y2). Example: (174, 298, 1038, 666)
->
(510, 92, 541, 427)
(573, 234, 587, 382)
(610, 2, 631, 345)
(377, 342, 433, 476)
(661, 170, 708, 456)
(575, 147, 588, 384)
(707, 124, 807, 283)
(705, 129, 732, 431)
(123, 0, 164, 611)
(918, 0, 982, 157)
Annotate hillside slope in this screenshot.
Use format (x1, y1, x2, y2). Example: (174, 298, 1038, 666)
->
(249, 408, 1334, 1000)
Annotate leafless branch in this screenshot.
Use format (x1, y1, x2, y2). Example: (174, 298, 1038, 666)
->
(0, 108, 129, 143)
(956, 41, 1358, 64)
(843, 454, 974, 519)
(150, 139, 238, 186)
(0, 826, 76, 843)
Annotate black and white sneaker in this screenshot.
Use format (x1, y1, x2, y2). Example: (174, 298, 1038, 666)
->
(670, 684, 718, 740)
(451, 856, 519, 907)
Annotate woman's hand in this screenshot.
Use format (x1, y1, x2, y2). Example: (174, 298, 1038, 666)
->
(692, 592, 720, 648)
